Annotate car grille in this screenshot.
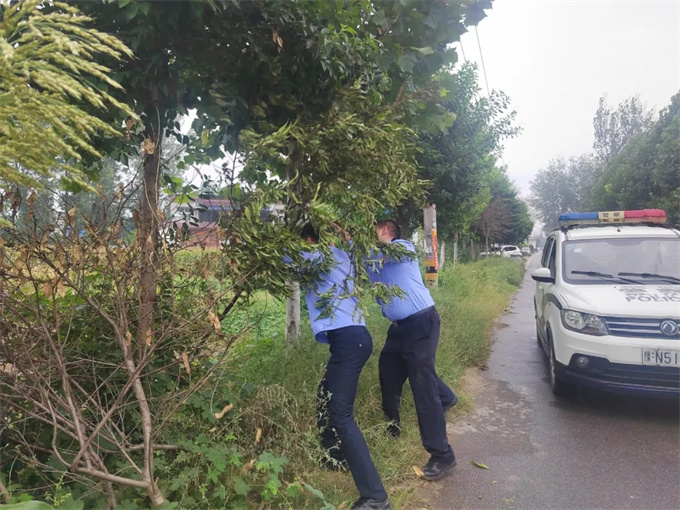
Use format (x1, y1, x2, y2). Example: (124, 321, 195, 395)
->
(599, 362, 680, 390)
(602, 316, 680, 339)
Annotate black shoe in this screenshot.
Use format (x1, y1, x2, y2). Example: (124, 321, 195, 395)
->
(321, 457, 348, 471)
(385, 422, 401, 439)
(442, 394, 458, 414)
(421, 457, 457, 481)
(351, 497, 393, 510)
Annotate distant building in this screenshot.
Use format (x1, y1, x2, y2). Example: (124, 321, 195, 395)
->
(166, 197, 285, 248)
(167, 195, 235, 249)
(260, 202, 285, 222)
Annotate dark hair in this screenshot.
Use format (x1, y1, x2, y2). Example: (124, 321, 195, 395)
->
(376, 218, 401, 239)
(300, 223, 319, 243)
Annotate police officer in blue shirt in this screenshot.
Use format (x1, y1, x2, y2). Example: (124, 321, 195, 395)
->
(368, 219, 457, 481)
(287, 224, 391, 510)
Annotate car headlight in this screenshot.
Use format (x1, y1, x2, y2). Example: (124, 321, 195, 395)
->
(561, 309, 608, 336)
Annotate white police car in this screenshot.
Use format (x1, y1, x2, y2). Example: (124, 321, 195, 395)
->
(532, 209, 680, 396)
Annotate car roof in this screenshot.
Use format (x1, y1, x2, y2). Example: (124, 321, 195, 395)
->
(558, 225, 680, 241)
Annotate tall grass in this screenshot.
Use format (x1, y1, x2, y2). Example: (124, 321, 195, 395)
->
(223, 257, 524, 508)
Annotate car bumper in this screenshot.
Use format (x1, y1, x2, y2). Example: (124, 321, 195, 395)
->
(554, 358, 679, 396)
(553, 325, 680, 396)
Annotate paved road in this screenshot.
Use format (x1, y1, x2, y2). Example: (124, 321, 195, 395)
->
(423, 255, 680, 510)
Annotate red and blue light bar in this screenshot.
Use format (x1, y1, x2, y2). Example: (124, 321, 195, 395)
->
(559, 209, 666, 227)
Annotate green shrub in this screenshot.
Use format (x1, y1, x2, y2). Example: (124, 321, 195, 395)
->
(1, 254, 522, 509)
(186, 257, 527, 509)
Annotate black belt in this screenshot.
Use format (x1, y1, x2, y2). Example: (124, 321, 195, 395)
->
(394, 306, 435, 327)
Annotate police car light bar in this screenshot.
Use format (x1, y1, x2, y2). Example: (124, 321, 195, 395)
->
(559, 209, 667, 227)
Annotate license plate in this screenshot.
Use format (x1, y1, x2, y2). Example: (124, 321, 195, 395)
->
(642, 349, 680, 367)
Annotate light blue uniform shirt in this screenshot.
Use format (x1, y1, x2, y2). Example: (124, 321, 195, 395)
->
(285, 247, 365, 343)
(367, 239, 435, 322)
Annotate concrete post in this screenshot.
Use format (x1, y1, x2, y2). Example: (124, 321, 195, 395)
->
(423, 205, 438, 288)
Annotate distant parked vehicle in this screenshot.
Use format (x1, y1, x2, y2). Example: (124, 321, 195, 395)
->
(500, 245, 522, 258)
(521, 247, 532, 256)
(480, 243, 501, 257)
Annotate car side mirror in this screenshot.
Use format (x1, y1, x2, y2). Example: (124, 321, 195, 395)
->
(532, 267, 555, 284)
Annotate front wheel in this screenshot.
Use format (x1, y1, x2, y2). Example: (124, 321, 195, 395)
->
(548, 332, 569, 396)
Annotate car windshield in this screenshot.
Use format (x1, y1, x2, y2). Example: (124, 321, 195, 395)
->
(563, 237, 680, 285)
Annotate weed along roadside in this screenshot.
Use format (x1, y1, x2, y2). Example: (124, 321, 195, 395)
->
(0, 255, 524, 510)
(217, 257, 525, 509)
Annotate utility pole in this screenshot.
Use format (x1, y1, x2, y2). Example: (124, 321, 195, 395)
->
(423, 205, 438, 288)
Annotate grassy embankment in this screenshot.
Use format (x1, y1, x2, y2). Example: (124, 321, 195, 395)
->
(222, 257, 524, 509)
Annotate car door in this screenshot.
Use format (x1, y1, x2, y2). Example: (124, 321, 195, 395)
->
(535, 237, 556, 335)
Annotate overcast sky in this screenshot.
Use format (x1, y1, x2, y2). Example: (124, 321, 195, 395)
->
(458, 0, 680, 196)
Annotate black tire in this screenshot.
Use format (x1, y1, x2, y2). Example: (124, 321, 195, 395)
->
(547, 330, 569, 396)
(534, 303, 543, 348)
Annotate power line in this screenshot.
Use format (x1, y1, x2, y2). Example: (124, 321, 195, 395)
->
(475, 26, 491, 97)
(459, 39, 467, 62)
(473, 26, 508, 169)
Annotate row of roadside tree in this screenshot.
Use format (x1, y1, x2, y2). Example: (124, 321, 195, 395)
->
(530, 92, 680, 232)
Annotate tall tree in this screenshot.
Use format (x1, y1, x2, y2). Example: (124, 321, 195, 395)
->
(477, 195, 507, 253)
(531, 94, 664, 233)
(591, 91, 680, 225)
(398, 62, 519, 242)
(475, 168, 532, 245)
(529, 155, 599, 232)
(593, 94, 654, 164)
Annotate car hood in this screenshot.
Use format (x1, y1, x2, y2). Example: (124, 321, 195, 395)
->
(558, 284, 680, 318)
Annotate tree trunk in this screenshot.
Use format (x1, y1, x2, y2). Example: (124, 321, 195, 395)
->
(285, 281, 301, 347)
(134, 115, 166, 506)
(148, 484, 166, 508)
(485, 236, 489, 255)
(0, 477, 9, 503)
(453, 231, 459, 265)
(283, 150, 303, 348)
(104, 482, 117, 510)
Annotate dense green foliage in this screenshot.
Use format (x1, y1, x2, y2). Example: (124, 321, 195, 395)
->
(396, 63, 520, 240)
(530, 93, 678, 231)
(591, 92, 680, 225)
(164, 257, 524, 510)
(473, 168, 533, 247)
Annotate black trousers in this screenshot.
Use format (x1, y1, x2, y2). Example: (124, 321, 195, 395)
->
(378, 307, 455, 462)
(317, 326, 387, 500)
